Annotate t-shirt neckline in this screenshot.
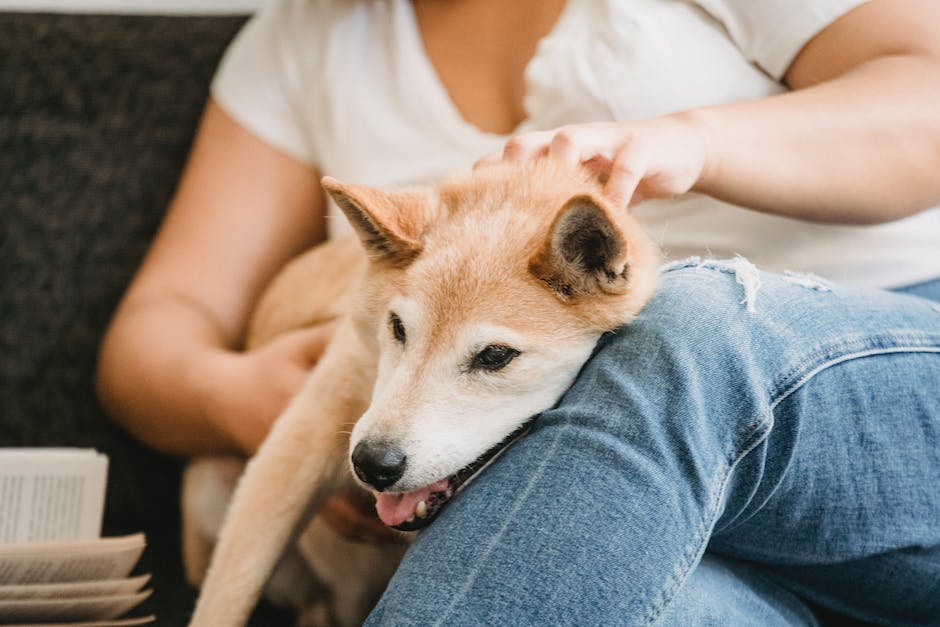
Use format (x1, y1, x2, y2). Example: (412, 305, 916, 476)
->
(396, 0, 576, 146)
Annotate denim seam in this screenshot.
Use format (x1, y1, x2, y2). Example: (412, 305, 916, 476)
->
(716, 344, 940, 538)
(643, 417, 773, 625)
(769, 332, 940, 404)
(770, 344, 940, 411)
(431, 421, 572, 627)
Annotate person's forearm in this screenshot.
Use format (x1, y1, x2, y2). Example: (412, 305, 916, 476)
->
(96, 295, 241, 457)
(691, 53, 940, 224)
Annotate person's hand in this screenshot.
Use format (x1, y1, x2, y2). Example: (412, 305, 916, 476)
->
(200, 321, 339, 455)
(475, 113, 710, 209)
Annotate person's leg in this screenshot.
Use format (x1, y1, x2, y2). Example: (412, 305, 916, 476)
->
(894, 276, 940, 302)
(706, 275, 940, 625)
(365, 261, 940, 626)
(653, 553, 820, 626)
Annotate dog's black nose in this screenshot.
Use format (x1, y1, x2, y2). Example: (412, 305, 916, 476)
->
(351, 440, 407, 490)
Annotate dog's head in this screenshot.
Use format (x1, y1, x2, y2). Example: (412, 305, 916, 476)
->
(322, 161, 660, 530)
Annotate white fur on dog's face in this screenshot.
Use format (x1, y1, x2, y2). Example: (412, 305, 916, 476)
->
(350, 285, 599, 492)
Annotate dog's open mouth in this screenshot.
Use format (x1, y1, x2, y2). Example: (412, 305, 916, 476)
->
(372, 419, 534, 532)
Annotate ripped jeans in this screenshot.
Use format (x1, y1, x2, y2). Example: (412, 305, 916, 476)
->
(365, 261, 940, 627)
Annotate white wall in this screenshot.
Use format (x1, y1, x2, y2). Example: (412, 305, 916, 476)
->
(0, 0, 263, 13)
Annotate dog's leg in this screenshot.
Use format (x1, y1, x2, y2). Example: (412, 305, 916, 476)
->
(181, 456, 245, 588)
(189, 321, 373, 627)
(182, 457, 323, 613)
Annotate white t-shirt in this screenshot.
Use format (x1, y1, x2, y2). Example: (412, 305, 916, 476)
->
(211, 0, 940, 289)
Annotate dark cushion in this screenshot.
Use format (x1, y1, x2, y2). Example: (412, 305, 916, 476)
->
(0, 12, 290, 625)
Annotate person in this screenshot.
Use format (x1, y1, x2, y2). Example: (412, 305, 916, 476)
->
(96, 0, 940, 623)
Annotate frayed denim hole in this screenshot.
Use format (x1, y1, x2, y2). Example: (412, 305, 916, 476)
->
(783, 270, 832, 292)
(661, 256, 763, 312)
(660, 256, 704, 273)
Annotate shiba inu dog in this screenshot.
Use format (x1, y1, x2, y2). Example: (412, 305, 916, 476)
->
(184, 160, 660, 626)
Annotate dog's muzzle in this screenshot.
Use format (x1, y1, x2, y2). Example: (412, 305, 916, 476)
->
(358, 417, 536, 532)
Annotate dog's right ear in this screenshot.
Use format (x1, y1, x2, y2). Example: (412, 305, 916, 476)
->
(322, 177, 423, 266)
(529, 194, 631, 300)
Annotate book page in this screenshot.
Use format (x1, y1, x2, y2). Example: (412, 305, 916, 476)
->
(0, 534, 145, 585)
(0, 574, 150, 600)
(0, 450, 108, 543)
(0, 589, 151, 622)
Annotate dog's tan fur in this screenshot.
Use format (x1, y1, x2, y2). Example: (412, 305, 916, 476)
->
(185, 162, 660, 626)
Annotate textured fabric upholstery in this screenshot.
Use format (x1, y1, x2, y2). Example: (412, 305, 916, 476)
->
(0, 13, 290, 624)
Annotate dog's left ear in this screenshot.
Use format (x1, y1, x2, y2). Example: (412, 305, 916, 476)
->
(530, 194, 630, 299)
(322, 177, 424, 266)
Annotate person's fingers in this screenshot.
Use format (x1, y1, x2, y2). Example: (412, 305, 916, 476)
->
(476, 124, 657, 207)
(547, 128, 584, 170)
(475, 131, 552, 169)
(502, 131, 553, 164)
(603, 141, 647, 209)
(547, 126, 633, 178)
(473, 152, 502, 170)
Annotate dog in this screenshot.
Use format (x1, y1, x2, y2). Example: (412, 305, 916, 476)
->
(184, 160, 661, 626)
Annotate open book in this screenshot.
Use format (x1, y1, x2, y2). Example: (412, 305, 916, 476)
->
(0, 449, 154, 626)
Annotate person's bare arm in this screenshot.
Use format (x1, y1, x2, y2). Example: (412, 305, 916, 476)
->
(96, 99, 328, 456)
(481, 0, 940, 224)
(691, 0, 940, 223)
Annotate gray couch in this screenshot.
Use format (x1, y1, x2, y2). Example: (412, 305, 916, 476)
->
(0, 12, 291, 625)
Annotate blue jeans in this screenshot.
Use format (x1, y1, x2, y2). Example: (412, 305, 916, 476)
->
(365, 261, 940, 626)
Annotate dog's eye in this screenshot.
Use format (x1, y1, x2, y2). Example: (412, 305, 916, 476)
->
(389, 312, 406, 344)
(470, 344, 520, 372)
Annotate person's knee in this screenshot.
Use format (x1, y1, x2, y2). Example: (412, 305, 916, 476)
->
(547, 260, 779, 452)
(591, 261, 762, 373)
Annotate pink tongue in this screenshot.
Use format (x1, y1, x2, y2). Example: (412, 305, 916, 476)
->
(373, 478, 450, 527)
